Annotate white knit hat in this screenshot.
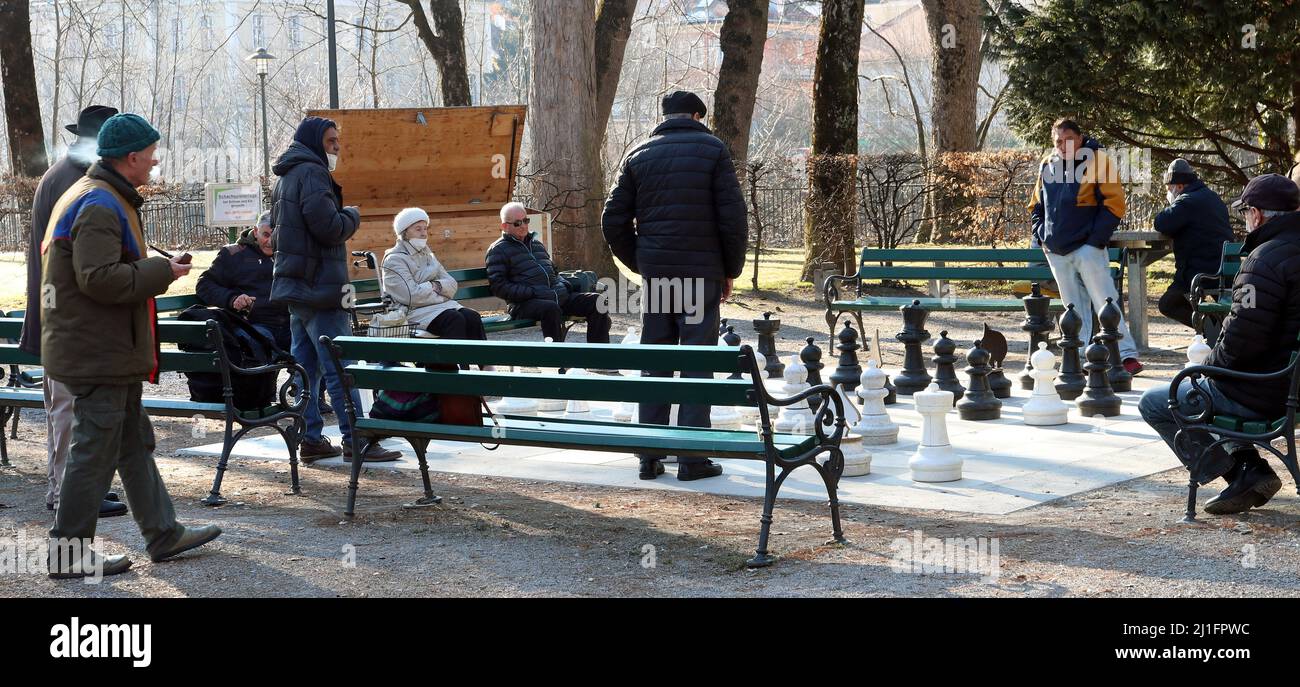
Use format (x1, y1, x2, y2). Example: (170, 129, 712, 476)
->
(393, 207, 430, 237)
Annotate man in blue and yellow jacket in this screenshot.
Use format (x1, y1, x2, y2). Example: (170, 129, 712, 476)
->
(1029, 118, 1142, 373)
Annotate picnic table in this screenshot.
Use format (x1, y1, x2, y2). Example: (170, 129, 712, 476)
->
(1110, 230, 1172, 349)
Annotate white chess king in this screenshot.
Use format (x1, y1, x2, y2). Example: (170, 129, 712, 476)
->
(1022, 342, 1070, 426)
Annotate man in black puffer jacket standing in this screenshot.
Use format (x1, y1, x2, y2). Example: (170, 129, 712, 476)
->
(270, 116, 398, 463)
(601, 91, 748, 482)
(1140, 174, 1300, 515)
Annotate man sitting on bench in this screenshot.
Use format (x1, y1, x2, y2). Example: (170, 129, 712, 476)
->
(485, 202, 610, 344)
(1138, 174, 1300, 515)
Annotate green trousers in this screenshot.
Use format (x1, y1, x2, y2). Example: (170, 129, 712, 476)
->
(49, 382, 183, 558)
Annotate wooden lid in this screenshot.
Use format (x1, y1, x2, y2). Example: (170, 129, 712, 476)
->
(305, 105, 526, 212)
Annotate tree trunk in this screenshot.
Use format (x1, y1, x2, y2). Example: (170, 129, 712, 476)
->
(0, 0, 48, 176)
(921, 0, 981, 243)
(402, 0, 473, 106)
(530, 0, 616, 276)
(594, 0, 637, 146)
(713, 0, 768, 175)
(800, 0, 863, 282)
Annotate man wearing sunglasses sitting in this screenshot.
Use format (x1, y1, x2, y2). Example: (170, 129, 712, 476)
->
(485, 202, 611, 344)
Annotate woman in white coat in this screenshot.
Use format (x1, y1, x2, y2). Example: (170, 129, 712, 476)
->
(383, 207, 486, 340)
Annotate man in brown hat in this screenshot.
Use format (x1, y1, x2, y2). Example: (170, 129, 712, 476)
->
(18, 105, 126, 519)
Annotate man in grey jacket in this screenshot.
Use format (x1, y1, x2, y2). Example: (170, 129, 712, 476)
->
(18, 105, 126, 518)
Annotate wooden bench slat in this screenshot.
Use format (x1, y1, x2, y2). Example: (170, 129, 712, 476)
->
(858, 266, 1060, 280)
(334, 337, 747, 373)
(347, 365, 755, 405)
(830, 297, 1066, 312)
(858, 247, 1122, 263)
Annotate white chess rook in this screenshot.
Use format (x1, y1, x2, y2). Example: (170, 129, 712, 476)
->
(909, 382, 961, 482)
(1022, 342, 1070, 426)
(1186, 334, 1211, 369)
(854, 360, 900, 444)
(774, 354, 816, 434)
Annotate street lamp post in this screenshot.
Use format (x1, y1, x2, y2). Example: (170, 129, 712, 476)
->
(246, 47, 277, 179)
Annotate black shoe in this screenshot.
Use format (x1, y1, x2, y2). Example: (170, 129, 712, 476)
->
(48, 553, 132, 579)
(677, 460, 724, 481)
(150, 525, 222, 562)
(99, 499, 128, 517)
(343, 444, 402, 462)
(300, 437, 343, 463)
(1205, 456, 1282, 515)
(639, 459, 665, 480)
(104, 492, 120, 502)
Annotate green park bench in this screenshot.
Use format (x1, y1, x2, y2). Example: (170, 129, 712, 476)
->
(0, 317, 308, 507)
(320, 335, 849, 567)
(1189, 241, 1244, 341)
(1169, 329, 1300, 522)
(822, 247, 1124, 338)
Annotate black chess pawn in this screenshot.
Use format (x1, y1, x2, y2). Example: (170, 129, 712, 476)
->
(1098, 297, 1132, 392)
(1055, 303, 1087, 401)
(723, 325, 743, 381)
(800, 336, 825, 411)
(981, 323, 1012, 399)
(883, 376, 897, 405)
(829, 319, 865, 392)
(894, 299, 932, 394)
(931, 330, 965, 404)
(1019, 282, 1055, 390)
(957, 340, 1002, 421)
(1077, 335, 1122, 417)
(752, 311, 785, 379)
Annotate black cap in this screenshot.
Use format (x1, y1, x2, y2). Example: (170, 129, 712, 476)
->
(1232, 173, 1300, 212)
(65, 105, 119, 137)
(661, 90, 707, 117)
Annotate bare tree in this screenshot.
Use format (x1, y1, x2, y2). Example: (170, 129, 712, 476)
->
(594, 0, 638, 155)
(712, 0, 768, 174)
(801, 0, 863, 281)
(399, 0, 472, 106)
(1, 0, 49, 176)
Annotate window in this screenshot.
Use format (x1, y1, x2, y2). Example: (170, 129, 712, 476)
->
(252, 14, 265, 48)
(287, 15, 301, 50)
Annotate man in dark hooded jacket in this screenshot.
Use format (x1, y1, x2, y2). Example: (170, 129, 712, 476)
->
(269, 117, 398, 462)
(600, 90, 748, 482)
(1153, 158, 1233, 333)
(1140, 174, 1300, 516)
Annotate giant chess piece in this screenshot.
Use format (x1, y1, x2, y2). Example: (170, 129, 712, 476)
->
(1077, 335, 1122, 417)
(494, 364, 540, 416)
(800, 336, 825, 412)
(536, 337, 568, 412)
(854, 360, 900, 444)
(1186, 334, 1211, 369)
(1098, 297, 1132, 392)
(1019, 282, 1055, 390)
(956, 340, 1002, 421)
(613, 327, 640, 421)
(875, 328, 898, 405)
(981, 323, 1012, 399)
(1054, 304, 1087, 401)
(893, 299, 932, 394)
(1023, 342, 1070, 426)
(775, 355, 815, 434)
(931, 330, 965, 403)
(563, 367, 592, 418)
(833, 384, 873, 477)
(909, 382, 961, 482)
(752, 311, 784, 379)
(710, 330, 744, 429)
(829, 319, 865, 393)
(719, 318, 729, 338)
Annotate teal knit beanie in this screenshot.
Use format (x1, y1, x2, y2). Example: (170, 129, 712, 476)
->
(97, 113, 161, 158)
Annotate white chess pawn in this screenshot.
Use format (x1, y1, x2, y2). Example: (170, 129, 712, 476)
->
(493, 364, 539, 416)
(613, 326, 640, 422)
(563, 367, 591, 418)
(831, 384, 873, 477)
(775, 355, 815, 434)
(1186, 334, 1211, 369)
(536, 336, 567, 412)
(854, 360, 899, 444)
(909, 382, 961, 482)
(1022, 342, 1070, 426)
(710, 381, 743, 429)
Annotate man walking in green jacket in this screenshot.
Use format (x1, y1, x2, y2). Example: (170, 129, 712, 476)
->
(42, 113, 221, 578)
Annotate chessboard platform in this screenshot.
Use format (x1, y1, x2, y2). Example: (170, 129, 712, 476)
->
(176, 374, 1182, 516)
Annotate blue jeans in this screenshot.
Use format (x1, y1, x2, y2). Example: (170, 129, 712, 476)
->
(1138, 378, 1265, 477)
(289, 305, 362, 444)
(1045, 244, 1139, 360)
